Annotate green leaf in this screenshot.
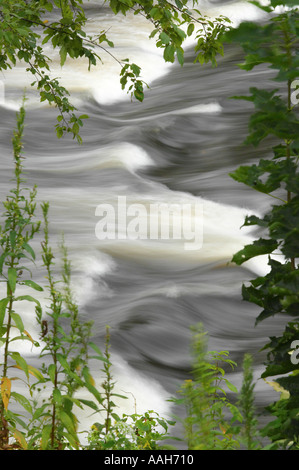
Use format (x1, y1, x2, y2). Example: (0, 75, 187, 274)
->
(10, 352, 29, 378)
(134, 88, 144, 102)
(43, 1, 53, 12)
(20, 280, 43, 291)
(78, 398, 99, 411)
(11, 312, 24, 332)
(224, 378, 238, 393)
(9, 230, 17, 248)
(15, 295, 41, 307)
(159, 32, 170, 45)
(88, 342, 107, 362)
(60, 46, 67, 66)
(56, 127, 64, 139)
(232, 238, 278, 265)
(82, 366, 103, 404)
(33, 403, 50, 421)
(27, 364, 45, 382)
(59, 409, 77, 435)
(48, 363, 56, 384)
(149, 7, 162, 20)
(187, 23, 195, 37)
(176, 47, 184, 66)
(0, 252, 8, 274)
(8, 267, 17, 293)
(72, 122, 80, 136)
(11, 391, 32, 414)
(0, 298, 9, 327)
(41, 424, 52, 450)
(57, 353, 84, 386)
(157, 417, 168, 432)
(0, 327, 7, 338)
(163, 44, 175, 63)
(22, 242, 35, 260)
(53, 388, 62, 404)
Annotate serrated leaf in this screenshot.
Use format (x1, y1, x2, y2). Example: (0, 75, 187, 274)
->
(232, 238, 278, 265)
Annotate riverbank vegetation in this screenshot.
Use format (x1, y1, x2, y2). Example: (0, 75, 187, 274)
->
(1, 0, 299, 450)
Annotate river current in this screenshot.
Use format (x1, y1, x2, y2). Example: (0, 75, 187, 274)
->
(0, 0, 287, 443)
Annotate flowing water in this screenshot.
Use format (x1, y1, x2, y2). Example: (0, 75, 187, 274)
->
(0, 0, 288, 443)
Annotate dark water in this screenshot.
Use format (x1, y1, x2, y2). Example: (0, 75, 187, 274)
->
(0, 2, 286, 443)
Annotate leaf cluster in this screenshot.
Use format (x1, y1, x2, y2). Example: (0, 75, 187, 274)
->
(226, 2, 299, 448)
(0, 0, 231, 142)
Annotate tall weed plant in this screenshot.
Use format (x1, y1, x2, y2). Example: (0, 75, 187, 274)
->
(0, 104, 174, 450)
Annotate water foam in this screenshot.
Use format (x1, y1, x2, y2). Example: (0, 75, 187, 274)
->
(93, 190, 269, 275)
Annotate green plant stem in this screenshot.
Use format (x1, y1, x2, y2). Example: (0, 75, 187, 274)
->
(41, 203, 60, 449)
(103, 326, 112, 435)
(1, 118, 23, 414)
